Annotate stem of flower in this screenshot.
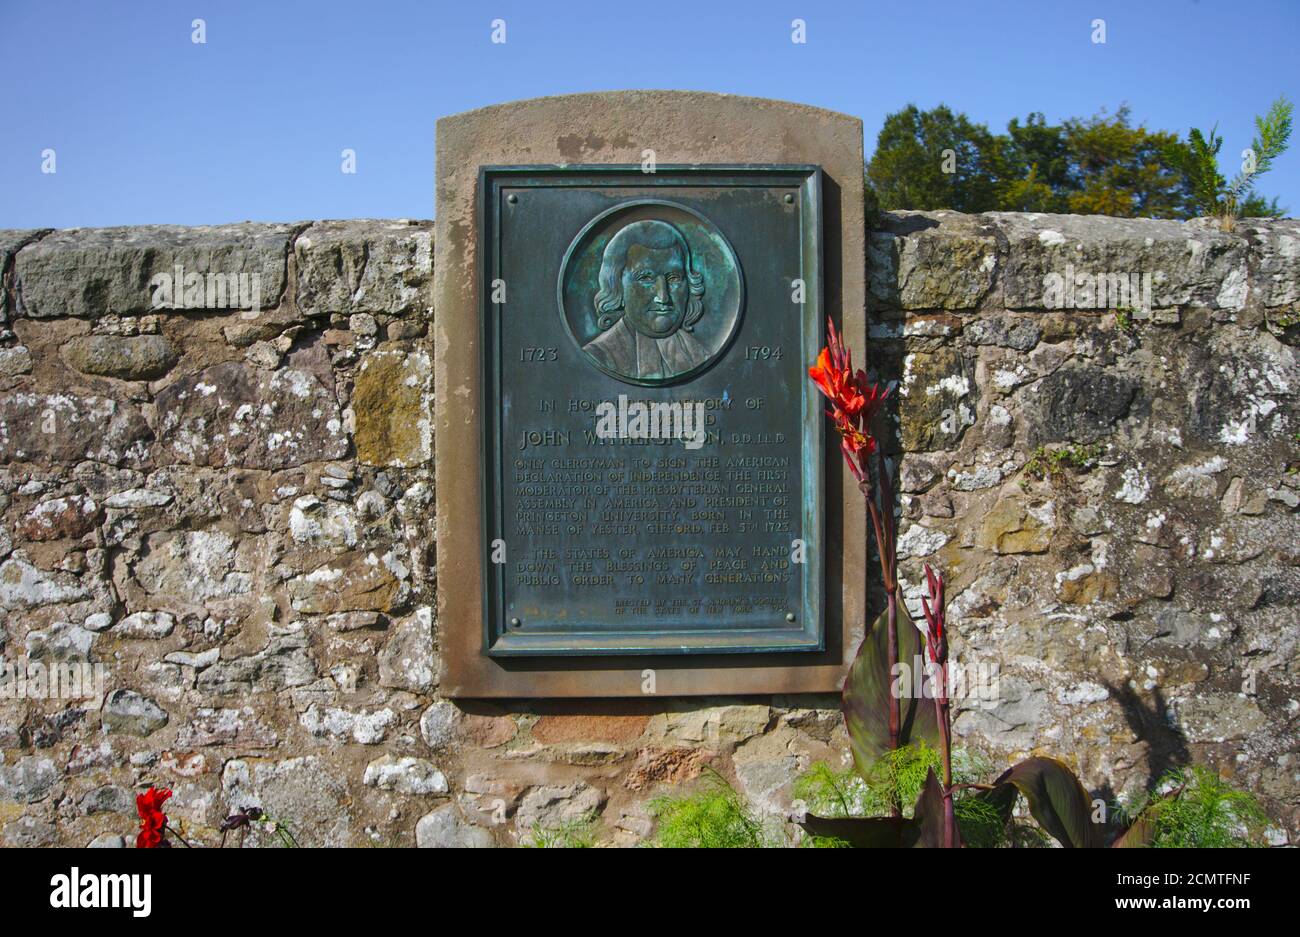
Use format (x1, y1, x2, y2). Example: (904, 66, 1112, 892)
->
(163, 823, 194, 848)
(930, 658, 957, 847)
(938, 701, 957, 847)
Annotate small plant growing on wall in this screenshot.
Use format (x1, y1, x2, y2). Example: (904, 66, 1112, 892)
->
(1167, 95, 1294, 230)
(645, 768, 783, 848)
(521, 813, 599, 848)
(1020, 442, 1104, 490)
(1114, 767, 1270, 849)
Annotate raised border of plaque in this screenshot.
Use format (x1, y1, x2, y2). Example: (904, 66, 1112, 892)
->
(479, 165, 824, 657)
(435, 92, 867, 697)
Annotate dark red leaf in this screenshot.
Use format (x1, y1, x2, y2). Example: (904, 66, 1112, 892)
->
(842, 601, 940, 778)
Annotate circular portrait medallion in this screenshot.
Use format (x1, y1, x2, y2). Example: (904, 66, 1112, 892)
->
(558, 199, 744, 387)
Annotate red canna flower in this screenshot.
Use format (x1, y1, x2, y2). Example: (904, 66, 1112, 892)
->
(810, 318, 890, 482)
(809, 319, 865, 415)
(832, 412, 872, 482)
(136, 786, 172, 849)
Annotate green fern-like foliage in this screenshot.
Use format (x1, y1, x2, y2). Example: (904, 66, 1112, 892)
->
(1172, 96, 1293, 225)
(956, 796, 1054, 849)
(792, 762, 871, 847)
(872, 742, 947, 814)
(796, 744, 992, 819)
(521, 812, 598, 848)
(647, 769, 781, 848)
(1226, 96, 1294, 215)
(1121, 767, 1270, 848)
(951, 792, 1010, 848)
(792, 761, 871, 818)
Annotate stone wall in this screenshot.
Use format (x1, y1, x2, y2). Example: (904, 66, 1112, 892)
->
(0, 211, 1296, 847)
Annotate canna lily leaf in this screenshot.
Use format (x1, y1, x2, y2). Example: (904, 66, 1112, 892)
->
(799, 815, 908, 848)
(842, 601, 941, 780)
(977, 779, 1019, 821)
(991, 757, 1103, 848)
(1111, 810, 1157, 848)
(909, 767, 948, 848)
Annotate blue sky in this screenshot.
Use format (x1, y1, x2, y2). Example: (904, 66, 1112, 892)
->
(2, 0, 1296, 228)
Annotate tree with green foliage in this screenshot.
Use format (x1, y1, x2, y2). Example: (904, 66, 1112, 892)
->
(866, 101, 1290, 221)
(1059, 107, 1189, 218)
(994, 112, 1071, 212)
(866, 104, 1001, 214)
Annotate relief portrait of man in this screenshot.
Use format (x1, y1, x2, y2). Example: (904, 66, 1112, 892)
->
(582, 219, 714, 382)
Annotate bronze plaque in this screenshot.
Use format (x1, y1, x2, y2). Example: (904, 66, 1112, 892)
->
(480, 166, 824, 656)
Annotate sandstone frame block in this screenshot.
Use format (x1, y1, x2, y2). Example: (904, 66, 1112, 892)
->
(435, 91, 866, 697)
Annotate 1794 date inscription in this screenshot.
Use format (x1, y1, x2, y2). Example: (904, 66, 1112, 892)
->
(480, 166, 825, 656)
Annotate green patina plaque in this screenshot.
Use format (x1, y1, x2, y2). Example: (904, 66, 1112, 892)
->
(480, 165, 824, 656)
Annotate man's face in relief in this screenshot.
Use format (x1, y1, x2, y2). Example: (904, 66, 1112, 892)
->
(620, 243, 690, 339)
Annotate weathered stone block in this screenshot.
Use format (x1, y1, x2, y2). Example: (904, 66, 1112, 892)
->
(221, 756, 352, 847)
(1056, 564, 1118, 604)
(133, 529, 250, 602)
(61, 334, 178, 380)
(0, 756, 59, 804)
(0, 391, 151, 466)
(415, 803, 494, 848)
(175, 707, 280, 748)
(295, 220, 432, 317)
(115, 610, 177, 639)
(78, 784, 136, 815)
(4, 815, 56, 846)
(869, 212, 998, 310)
(1239, 218, 1300, 307)
(362, 755, 448, 795)
(977, 498, 1054, 554)
(288, 495, 358, 551)
(288, 552, 403, 616)
(0, 558, 90, 610)
(25, 620, 97, 661)
(964, 314, 1041, 351)
(515, 782, 606, 830)
(377, 607, 435, 692)
(299, 704, 395, 744)
(1, 229, 51, 323)
(353, 347, 432, 467)
(900, 347, 976, 450)
(530, 713, 650, 745)
(102, 689, 169, 736)
(196, 634, 316, 697)
(992, 212, 1250, 311)
(1023, 366, 1140, 445)
(0, 346, 33, 378)
(16, 495, 100, 541)
(419, 701, 460, 750)
(154, 362, 346, 469)
(13, 223, 294, 319)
